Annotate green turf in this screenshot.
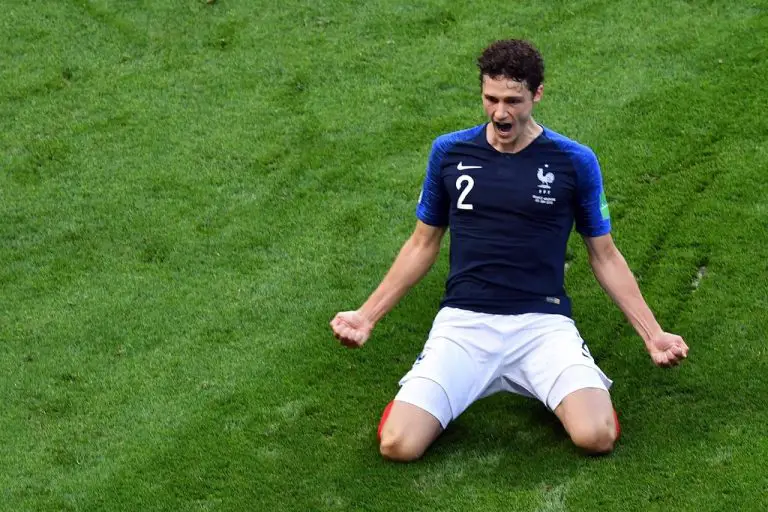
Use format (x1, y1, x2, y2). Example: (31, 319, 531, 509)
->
(2, 0, 767, 510)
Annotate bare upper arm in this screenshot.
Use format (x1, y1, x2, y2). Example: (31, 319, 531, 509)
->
(411, 220, 447, 249)
(582, 232, 620, 264)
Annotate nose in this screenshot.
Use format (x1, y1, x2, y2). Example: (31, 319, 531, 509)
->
(494, 105, 508, 121)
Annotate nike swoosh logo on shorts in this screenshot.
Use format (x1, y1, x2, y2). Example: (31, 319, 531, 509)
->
(457, 162, 482, 171)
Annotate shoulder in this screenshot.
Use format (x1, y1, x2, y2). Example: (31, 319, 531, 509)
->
(541, 126, 598, 171)
(431, 124, 486, 154)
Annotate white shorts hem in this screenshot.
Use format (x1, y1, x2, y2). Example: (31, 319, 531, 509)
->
(546, 364, 613, 411)
(395, 377, 453, 429)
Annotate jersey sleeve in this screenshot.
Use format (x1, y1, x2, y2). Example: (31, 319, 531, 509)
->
(572, 147, 611, 237)
(415, 137, 451, 226)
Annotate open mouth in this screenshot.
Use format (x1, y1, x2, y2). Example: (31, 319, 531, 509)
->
(495, 122, 513, 135)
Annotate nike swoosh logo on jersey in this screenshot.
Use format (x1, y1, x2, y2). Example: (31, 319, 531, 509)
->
(457, 162, 482, 171)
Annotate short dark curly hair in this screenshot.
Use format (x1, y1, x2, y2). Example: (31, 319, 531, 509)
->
(477, 39, 545, 94)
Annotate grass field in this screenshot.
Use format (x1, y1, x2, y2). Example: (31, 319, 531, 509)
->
(2, 0, 767, 510)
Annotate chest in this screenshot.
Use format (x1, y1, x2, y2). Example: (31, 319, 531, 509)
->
(440, 150, 578, 218)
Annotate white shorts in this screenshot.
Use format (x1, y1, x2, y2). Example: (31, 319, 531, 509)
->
(395, 307, 612, 428)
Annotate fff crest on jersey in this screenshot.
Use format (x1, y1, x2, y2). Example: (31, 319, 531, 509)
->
(533, 164, 557, 205)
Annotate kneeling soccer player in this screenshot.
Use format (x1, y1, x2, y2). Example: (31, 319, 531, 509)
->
(331, 39, 689, 461)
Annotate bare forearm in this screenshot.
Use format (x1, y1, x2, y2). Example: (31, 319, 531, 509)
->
(359, 238, 440, 324)
(590, 251, 662, 344)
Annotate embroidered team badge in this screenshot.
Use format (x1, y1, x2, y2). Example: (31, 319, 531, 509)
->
(533, 164, 557, 205)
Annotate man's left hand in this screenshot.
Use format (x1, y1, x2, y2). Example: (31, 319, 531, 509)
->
(646, 332, 689, 368)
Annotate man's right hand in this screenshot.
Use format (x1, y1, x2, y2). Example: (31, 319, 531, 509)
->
(330, 310, 374, 349)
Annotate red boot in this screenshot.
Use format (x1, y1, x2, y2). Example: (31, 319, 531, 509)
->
(377, 401, 394, 441)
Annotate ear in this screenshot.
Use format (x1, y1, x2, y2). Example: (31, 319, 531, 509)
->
(533, 84, 544, 103)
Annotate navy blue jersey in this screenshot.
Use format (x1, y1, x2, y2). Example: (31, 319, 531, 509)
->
(417, 124, 611, 317)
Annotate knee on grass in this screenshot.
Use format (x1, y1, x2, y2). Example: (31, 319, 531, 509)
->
(379, 427, 428, 462)
(568, 415, 618, 454)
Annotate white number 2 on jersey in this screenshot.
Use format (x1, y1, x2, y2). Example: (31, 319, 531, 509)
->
(456, 175, 475, 210)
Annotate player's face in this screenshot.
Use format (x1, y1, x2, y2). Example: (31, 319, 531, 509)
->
(481, 75, 543, 147)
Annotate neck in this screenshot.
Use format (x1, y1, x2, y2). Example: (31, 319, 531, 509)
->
(487, 119, 542, 153)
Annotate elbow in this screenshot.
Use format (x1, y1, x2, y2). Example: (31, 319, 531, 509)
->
(416, 243, 441, 267)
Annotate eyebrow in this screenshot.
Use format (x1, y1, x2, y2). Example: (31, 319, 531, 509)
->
(484, 94, 523, 101)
